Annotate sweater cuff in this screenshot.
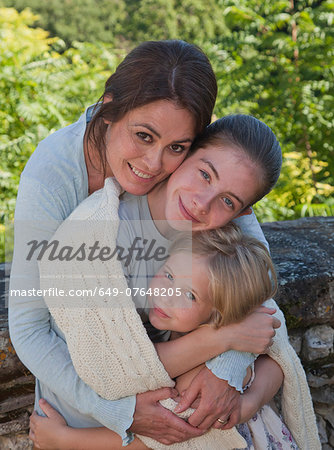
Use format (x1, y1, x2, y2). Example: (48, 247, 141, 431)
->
(205, 351, 256, 393)
(93, 395, 136, 446)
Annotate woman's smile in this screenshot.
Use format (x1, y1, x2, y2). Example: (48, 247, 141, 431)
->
(163, 146, 262, 231)
(103, 100, 196, 196)
(178, 197, 201, 223)
(128, 162, 156, 180)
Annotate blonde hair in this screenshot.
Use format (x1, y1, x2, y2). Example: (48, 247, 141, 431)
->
(169, 223, 277, 328)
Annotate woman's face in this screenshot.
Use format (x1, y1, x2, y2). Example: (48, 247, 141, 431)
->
(104, 100, 196, 196)
(165, 145, 262, 231)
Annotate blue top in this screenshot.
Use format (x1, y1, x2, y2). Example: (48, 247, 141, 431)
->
(9, 107, 267, 444)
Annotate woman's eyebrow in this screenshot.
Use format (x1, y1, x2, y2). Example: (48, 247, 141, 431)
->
(226, 192, 244, 207)
(131, 123, 193, 143)
(132, 123, 161, 137)
(200, 158, 219, 179)
(200, 158, 244, 206)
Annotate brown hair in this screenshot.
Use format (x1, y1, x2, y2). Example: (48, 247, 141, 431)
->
(170, 223, 277, 327)
(191, 114, 282, 206)
(86, 40, 217, 174)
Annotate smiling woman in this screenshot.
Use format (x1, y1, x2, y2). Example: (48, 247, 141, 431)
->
(148, 114, 282, 234)
(8, 39, 218, 448)
(93, 100, 196, 196)
(84, 40, 217, 195)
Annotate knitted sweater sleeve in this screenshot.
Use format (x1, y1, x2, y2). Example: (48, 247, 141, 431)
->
(265, 299, 321, 450)
(9, 177, 136, 444)
(39, 178, 174, 401)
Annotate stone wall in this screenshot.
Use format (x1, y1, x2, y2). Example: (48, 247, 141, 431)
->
(0, 216, 333, 449)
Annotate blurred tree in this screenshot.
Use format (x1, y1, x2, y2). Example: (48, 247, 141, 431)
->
(0, 0, 333, 248)
(0, 7, 123, 223)
(0, 0, 127, 46)
(0, 0, 228, 46)
(210, 0, 334, 220)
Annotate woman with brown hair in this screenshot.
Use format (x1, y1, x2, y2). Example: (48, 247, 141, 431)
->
(9, 40, 220, 446)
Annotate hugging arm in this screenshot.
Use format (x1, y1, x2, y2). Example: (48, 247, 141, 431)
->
(238, 355, 284, 424)
(9, 178, 136, 444)
(13, 179, 204, 446)
(29, 352, 284, 450)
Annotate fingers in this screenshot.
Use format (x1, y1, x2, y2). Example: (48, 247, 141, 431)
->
(187, 397, 222, 429)
(154, 408, 204, 445)
(215, 405, 240, 430)
(152, 387, 178, 402)
(255, 306, 276, 315)
(38, 398, 59, 419)
(273, 317, 281, 329)
(174, 384, 199, 413)
(29, 412, 40, 447)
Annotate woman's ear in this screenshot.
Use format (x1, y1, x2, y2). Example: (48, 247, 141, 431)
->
(103, 94, 113, 104)
(235, 206, 252, 218)
(102, 94, 113, 124)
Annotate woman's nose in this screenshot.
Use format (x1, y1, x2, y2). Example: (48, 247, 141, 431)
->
(192, 194, 210, 215)
(142, 146, 163, 173)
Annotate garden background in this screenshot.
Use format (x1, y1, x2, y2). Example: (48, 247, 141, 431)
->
(0, 0, 333, 262)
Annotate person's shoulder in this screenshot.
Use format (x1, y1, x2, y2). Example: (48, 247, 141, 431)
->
(69, 178, 122, 222)
(22, 108, 88, 178)
(19, 109, 89, 201)
(118, 192, 146, 221)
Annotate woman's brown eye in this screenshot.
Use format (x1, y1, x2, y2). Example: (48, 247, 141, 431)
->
(170, 144, 185, 153)
(137, 132, 151, 142)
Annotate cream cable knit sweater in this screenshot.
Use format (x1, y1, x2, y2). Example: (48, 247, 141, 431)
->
(39, 178, 320, 450)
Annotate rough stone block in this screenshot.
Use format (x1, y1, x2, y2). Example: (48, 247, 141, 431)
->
(0, 433, 32, 450)
(316, 414, 328, 443)
(302, 325, 334, 361)
(262, 217, 334, 327)
(307, 364, 334, 389)
(288, 330, 303, 355)
(314, 403, 334, 429)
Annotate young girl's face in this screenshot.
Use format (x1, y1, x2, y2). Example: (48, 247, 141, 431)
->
(148, 252, 213, 333)
(164, 145, 262, 231)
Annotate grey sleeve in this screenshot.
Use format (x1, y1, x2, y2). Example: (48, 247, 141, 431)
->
(9, 177, 135, 444)
(233, 209, 269, 250)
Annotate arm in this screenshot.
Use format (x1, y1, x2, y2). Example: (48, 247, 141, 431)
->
(29, 400, 149, 450)
(9, 178, 135, 443)
(239, 354, 284, 423)
(11, 178, 202, 446)
(155, 306, 280, 378)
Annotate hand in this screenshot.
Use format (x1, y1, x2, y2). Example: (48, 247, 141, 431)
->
(227, 306, 281, 354)
(174, 367, 241, 431)
(29, 399, 68, 449)
(129, 387, 204, 445)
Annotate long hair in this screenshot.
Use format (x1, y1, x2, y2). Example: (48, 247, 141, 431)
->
(86, 40, 217, 175)
(170, 223, 277, 327)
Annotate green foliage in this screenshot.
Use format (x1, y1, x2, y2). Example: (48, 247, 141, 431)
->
(0, 8, 124, 261)
(210, 0, 334, 221)
(0, 0, 229, 46)
(0, 2, 333, 261)
(0, 0, 127, 46)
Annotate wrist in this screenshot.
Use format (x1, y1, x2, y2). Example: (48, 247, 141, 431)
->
(239, 391, 260, 423)
(217, 324, 234, 352)
(200, 325, 232, 353)
(58, 425, 74, 450)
